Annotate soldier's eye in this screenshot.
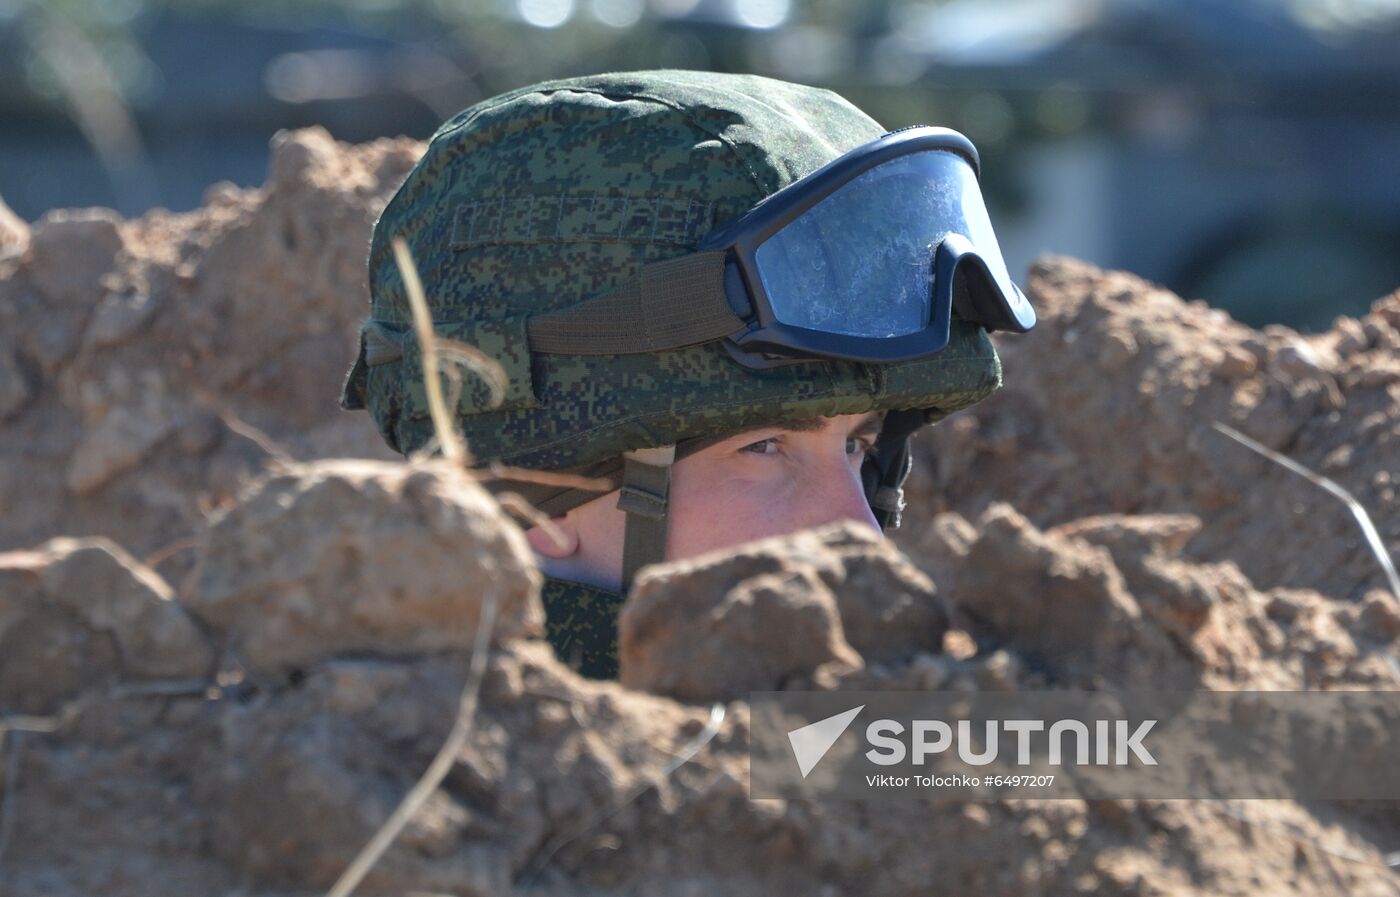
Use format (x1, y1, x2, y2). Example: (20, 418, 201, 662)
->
(740, 437, 779, 454)
(847, 437, 875, 458)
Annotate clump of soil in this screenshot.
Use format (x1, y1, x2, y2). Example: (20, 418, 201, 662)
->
(1, 131, 1397, 897)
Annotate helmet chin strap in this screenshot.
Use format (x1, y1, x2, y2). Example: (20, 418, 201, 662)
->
(863, 408, 925, 531)
(616, 445, 677, 591)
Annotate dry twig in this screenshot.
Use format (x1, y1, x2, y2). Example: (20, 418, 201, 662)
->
(391, 236, 467, 466)
(436, 337, 508, 410)
(1212, 421, 1400, 598)
(477, 462, 617, 493)
(326, 240, 500, 897)
(1209, 419, 1400, 869)
(494, 491, 571, 554)
(142, 537, 197, 571)
(188, 386, 299, 470)
(1210, 800, 1400, 868)
(324, 591, 499, 897)
(214, 410, 297, 469)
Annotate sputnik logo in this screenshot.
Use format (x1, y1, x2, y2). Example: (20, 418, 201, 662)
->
(787, 705, 864, 778)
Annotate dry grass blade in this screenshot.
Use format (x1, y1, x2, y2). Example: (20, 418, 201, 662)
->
(325, 246, 500, 897)
(478, 462, 617, 493)
(410, 434, 443, 463)
(32, 11, 158, 210)
(391, 236, 468, 465)
(439, 363, 466, 430)
(214, 410, 297, 469)
(0, 702, 85, 869)
(436, 337, 508, 411)
(142, 537, 197, 572)
(187, 386, 298, 469)
(661, 702, 726, 773)
(1211, 421, 1400, 598)
(324, 589, 499, 897)
(520, 702, 726, 889)
(1211, 421, 1400, 868)
(495, 491, 570, 554)
(0, 710, 77, 740)
(1210, 801, 1400, 868)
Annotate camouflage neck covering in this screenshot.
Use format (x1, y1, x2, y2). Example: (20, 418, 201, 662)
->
(539, 575, 626, 680)
(341, 69, 1002, 471)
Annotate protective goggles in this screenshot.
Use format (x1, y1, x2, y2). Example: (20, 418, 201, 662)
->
(525, 126, 1036, 368)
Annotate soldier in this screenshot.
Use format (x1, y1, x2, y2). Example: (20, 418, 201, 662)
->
(340, 70, 1035, 679)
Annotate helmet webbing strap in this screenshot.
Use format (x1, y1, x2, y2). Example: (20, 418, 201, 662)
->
(527, 252, 740, 356)
(616, 444, 677, 590)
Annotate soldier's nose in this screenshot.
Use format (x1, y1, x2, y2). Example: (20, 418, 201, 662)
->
(802, 457, 882, 537)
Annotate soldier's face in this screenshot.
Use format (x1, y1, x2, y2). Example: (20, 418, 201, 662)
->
(526, 411, 884, 592)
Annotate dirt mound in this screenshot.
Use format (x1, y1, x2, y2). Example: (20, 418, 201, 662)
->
(2, 131, 1399, 896)
(0, 127, 420, 581)
(3, 460, 1399, 897)
(904, 257, 1400, 603)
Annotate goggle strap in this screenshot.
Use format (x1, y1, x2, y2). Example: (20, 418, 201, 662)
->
(527, 251, 741, 356)
(617, 445, 677, 590)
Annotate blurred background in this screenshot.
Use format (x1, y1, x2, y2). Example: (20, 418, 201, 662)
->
(2, 0, 1398, 331)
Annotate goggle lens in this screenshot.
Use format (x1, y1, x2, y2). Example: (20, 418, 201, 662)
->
(752, 149, 1016, 340)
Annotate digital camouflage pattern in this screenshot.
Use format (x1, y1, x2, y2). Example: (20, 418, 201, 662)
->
(539, 575, 627, 680)
(340, 69, 1004, 470)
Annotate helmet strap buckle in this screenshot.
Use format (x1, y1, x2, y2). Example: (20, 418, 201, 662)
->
(617, 445, 676, 590)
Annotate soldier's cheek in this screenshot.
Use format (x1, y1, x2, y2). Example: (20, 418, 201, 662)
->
(666, 484, 782, 556)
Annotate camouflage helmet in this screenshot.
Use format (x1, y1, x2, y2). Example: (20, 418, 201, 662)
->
(340, 69, 1006, 584)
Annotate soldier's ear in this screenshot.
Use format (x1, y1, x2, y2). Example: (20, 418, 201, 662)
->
(526, 516, 579, 559)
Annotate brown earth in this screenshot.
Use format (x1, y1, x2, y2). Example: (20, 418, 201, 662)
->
(1, 130, 1398, 896)
(905, 257, 1400, 603)
(0, 127, 414, 580)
